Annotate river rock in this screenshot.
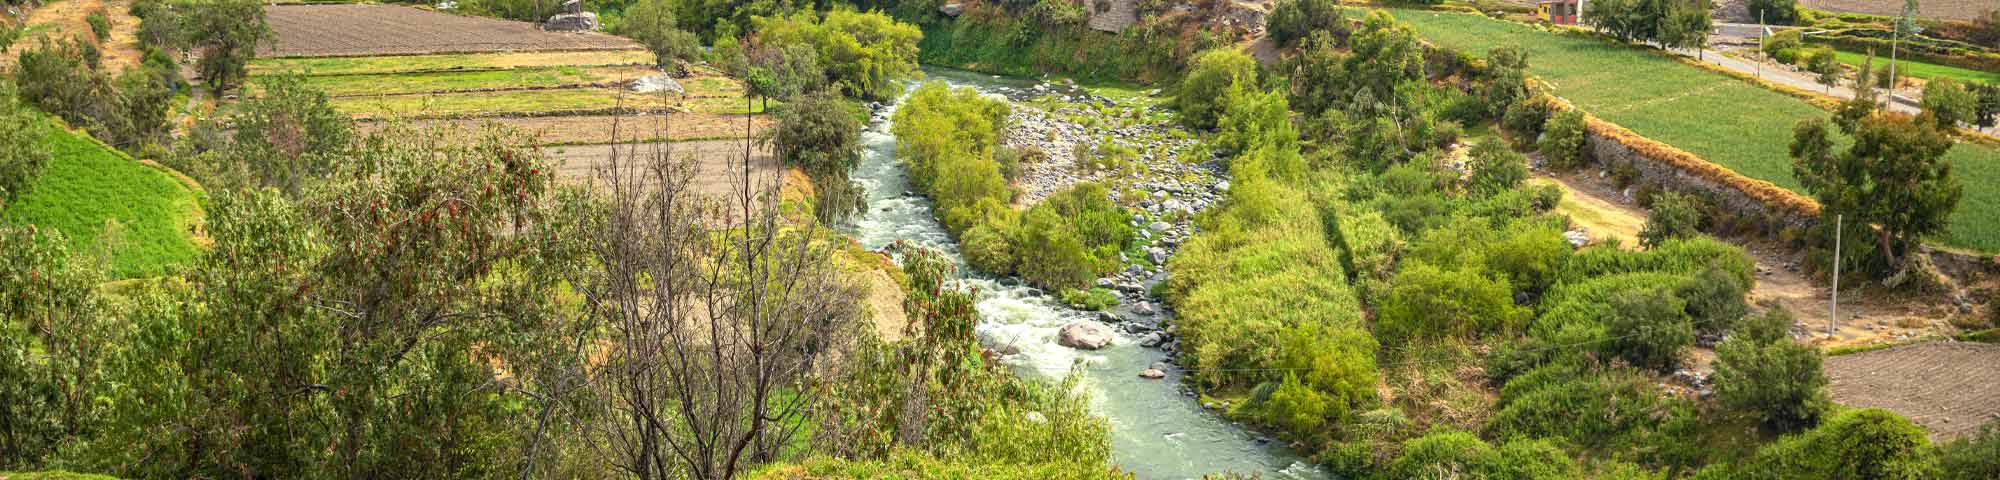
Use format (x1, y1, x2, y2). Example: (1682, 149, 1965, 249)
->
(1134, 302, 1157, 316)
(1137, 331, 1166, 347)
(1096, 311, 1121, 323)
(1096, 277, 1115, 289)
(1057, 321, 1116, 350)
(1148, 221, 1171, 232)
(994, 343, 1021, 356)
(938, 2, 963, 16)
(1138, 368, 1166, 379)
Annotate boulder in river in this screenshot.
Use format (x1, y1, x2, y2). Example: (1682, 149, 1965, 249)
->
(1138, 369, 1166, 379)
(1058, 321, 1116, 350)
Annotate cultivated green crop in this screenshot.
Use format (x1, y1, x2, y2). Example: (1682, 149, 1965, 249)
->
(1387, 9, 2000, 252)
(2, 117, 201, 278)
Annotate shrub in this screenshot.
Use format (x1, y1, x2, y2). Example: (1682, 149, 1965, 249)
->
(1012, 206, 1097, 291)
(1176, 48, 1258, 130)
(1677, 263, 1750, 335)
(1483, 224, 1572, 295)
(1490, 364, 1694, 453)
(1266, 0, 1347, 48)
(1747, 0, 1799, 25)
(961, 220, 1017, 276)
(774, 93, 864, 221)
(1639, 190, 1703, 247)
(1378, 262, 1528, 340)
(1711, 409, 1934, 480)
(1388, 430, 1496, 480)
(86, 11, 111, 41)
(754, 9, 921, 101)
(1712, 308, 1827, 432)
(1058, 287, 1119, 311)
(1601, 287, 1694, 371)
(1937, 423, 2000, 480)
(1466, 140, 1528, 197)
(0, 93, 51, 204)
(1554, 237, 1753, 289)
(1334, 209, 1404, 283)
(1763, 30, 1805, 65)
(1501, 95, 1553, 143)
(1537, 109, 1588, 169)
(1921, 77, 1979, 129)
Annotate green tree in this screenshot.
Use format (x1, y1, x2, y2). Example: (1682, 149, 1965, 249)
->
(1805, 48, 1842, 93)
(746, 42, 825, 104)
(1537, 109, 1589, 169)
(754, 9, 921, 101)
(1346, 11, 1425, 105)
(1790, 115, 1960, 273)
(624, 0, 703, 72)
(0, 91, 50, 204)
(1937, 423, 2000, 480)
(1971, 81, 1999, 128)
(1482, 46, 1531, 118)
(1177, 48, 1258, 130)
(1711, 309, 1828, 432)
(1639, 190, 1703, 247)
(773, 92, 863, 222)
(1266, 0, 1346, 48)
(1747, 0, 1799, 24)
(1717, 408, 1935, 480)
(182, 0, 270, 93)
(215, 73, 354, 196)
(0, 224, 109, 470)
(1920, 76, 1979, 129)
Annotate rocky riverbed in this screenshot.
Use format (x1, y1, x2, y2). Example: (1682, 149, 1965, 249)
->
(998, 87, 1231, 367)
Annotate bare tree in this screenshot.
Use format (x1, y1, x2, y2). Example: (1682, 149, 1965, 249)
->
(575, 100, 865, 480)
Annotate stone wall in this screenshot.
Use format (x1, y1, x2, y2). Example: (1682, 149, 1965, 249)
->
(1087, 0, 1138, 33)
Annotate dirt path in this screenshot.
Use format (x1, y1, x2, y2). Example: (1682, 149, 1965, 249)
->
(1826, 341, 2000, 440)
(1529, 171, 1646, 248)
(2, 0, 145, 72)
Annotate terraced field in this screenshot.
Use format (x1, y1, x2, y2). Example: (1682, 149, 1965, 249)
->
(1387, 9, 2000, 252)
(2, 116, 202, 278)
(258, 4, 638, 57)
(1827, 342, 2000, 440)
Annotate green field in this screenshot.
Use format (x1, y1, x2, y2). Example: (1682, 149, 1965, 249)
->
(248, 50, 654, 76)
(279, 65, 659, 97)
(1386, 9, 2000, 252)
(1830, 50, 2000, 84)
(330, 87, 768, 119)
(3, 117, 201, 278)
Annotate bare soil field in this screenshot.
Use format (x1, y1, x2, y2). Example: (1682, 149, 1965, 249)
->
(259, 4, 639, 57)
(3, 0, 145, 72)
(552, 140, 779, 204)
(1826, 341, 2000, 439)
(1801, 0, 1993, 22)
(248, 50, 654, 76)
(359, 113, 770, 145)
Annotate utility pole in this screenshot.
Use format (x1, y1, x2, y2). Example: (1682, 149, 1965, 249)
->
(1830, 214, 1842, 338)
(1757, 10, 1765, 80)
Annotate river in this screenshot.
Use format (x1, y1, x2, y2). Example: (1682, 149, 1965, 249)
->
(837, 68, 1331, 479)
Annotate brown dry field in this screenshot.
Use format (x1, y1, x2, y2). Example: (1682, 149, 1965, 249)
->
(3, 0, 145, 72)
(259, 4, 638, 57)
(552, 140, 780, 202)
(1826, 342, 2000, 439)
(357, 113, 768, 145)
(1801, 0, 1993, 21)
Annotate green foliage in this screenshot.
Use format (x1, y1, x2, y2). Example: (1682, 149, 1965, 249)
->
(893, 81, 1012, 234)
(1347, 11, 1426, 104)
(1489, 364, 1694, 455)
(746, 42, 826, 102)
(1712, 309, 1828, 432)
(1176, 48, 1257, 130)
(774, 93, 864, 222)
(1333, 209, 1404, 284)
(0, 224, 108, 470)
(1706, 408, 1935, 480)
(1287, 32, 1351, 116)
(622, 0, 703, 71)
(1266, 0, 1347, 48)
(1920, 77, 1980, 129)
(1386, 430, 1583, 480)
(1790, 115, 1959, 275)
(1012, 206, 1098, 291)
(1746, 0, 1799, 24)
(1217, 85, 1305, 182)
(1805, 48, 1842, 91)
(182, 0, 270, 92)
(1378, 262, 1528, 341)
(1466, 140, 1528, 197)
(13, 38, 174, 150)
(1500, 95, 1553, 144)
(755, 9, 922, 101)
(193, 73, 354, 197)
(1936, 423, 2000, 480)
(1639, 190, 1703, 248)
(1058, 288, 1119, 311)
(1554, 237, 1754, 289)
(1535, 110, 1586, 171)
(1482, 223, 1572, 294)
(85, 11, 111, 41)
(1600, 286, 1694, 371)
(1482, 46, 1531, 119)
(1677, 263, 1750, 336)
(0, 91, 51, 204)
(1586, 0, 1714, 47)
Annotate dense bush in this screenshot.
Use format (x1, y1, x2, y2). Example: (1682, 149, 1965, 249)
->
(1763, 30, 1805, 65)
(1711, 309, 1827, 432)
(86, 11, 111, 41)
(1176, 48, 1258, 130)
(1601, 287, 1695, 371)
(892, 81, 1013, 234)
(1937, 423, 2000, 480)
(622, 0, 703, 71)
(13, 38, 172, 151)
(1266, 0, 1347, 48)
(774, 93, 865, 222)
(1500, 95, 1553, 144)
(1638, 190, 1703, 247)
(1536, 109, 1588, 169)
(755, 9, 922, 101)
(1377, 262, 1528, 341)
(1465, 140, 1528, 197)
(1387, 430, 1583, 480)
(1701, 408, 1934, 480)
(1489, 364, 1694, 454)
(1920, 77, 1979, 130)
(193, 73, 354, 197)
(1553, 237, 1753, 289)
(0, 92, 50, 204)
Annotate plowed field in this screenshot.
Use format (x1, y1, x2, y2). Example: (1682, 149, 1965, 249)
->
(1826, 342, 2000, 439)
(259, 4, 638, 57)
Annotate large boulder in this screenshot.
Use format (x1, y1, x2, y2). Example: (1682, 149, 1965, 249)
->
(1057, 321, 1116, 350)
(939, 2, 963, 16)
(544, 11, 600, 32)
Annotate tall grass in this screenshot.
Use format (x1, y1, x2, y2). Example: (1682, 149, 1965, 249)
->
(3, 117, 200, 278)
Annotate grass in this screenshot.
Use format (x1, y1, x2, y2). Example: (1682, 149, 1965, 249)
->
(270, 65, 660, 97)
(248, 50, 654, 76)
(1384, 9, 2000, 252)
(2, 116, 201, 278)
(1829, 50, 2000, 84)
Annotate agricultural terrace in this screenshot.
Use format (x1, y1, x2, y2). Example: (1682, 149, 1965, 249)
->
(1829, 50, 2000, 84)
(251, 4, 765, 145)
(1387, 9, 2000, 252)
(2, 116, 202, 278)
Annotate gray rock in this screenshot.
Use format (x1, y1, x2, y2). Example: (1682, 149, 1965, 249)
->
(544, 11, 600, 31)
(1095, 277, 1115, 289)
(1138, 369, 1166, 379)
(1147, 249, 1168, 265)
(1137, 331, 1166, 347)
(1148, 221, 1171, 232)
(1057, 321, 1116, 350)
(630, 75, 683, 94)
(1134, 302, 1157, 316)
(939, 2, 963, 16)
(1096, 311, 1121, 323)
